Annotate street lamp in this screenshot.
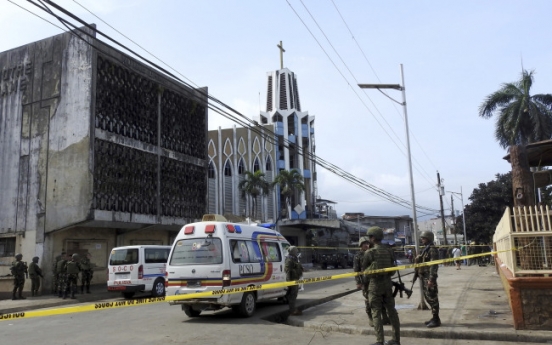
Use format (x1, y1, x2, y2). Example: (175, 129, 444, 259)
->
(358, 64, 419, 255)
(448, 187, 468, 245)
(359, 64, 427, 310)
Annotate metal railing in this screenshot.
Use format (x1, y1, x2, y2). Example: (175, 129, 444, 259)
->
(493, 206, 552, 277)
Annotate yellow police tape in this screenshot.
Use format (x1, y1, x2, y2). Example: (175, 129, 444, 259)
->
(0, 249, 506, 321)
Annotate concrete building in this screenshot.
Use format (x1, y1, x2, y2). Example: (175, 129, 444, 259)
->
(0, 27, 208, 292)
(342, 213, 414, 245)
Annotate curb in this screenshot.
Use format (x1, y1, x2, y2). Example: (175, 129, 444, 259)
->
(289, 318, 552, 344)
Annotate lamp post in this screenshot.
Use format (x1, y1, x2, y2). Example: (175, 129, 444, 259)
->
(359, 64, 427, 310)
(448, 187, 468, 245)
(358, 64, 419, 255)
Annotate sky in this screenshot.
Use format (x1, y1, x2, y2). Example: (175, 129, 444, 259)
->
(2, 0, 550, 221)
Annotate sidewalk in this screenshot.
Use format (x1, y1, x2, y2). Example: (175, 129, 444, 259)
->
(288, 264, 552, 343)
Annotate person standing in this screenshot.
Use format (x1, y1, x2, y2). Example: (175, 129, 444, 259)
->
(417, 231, 441, 328)
(80, 252, 94, 294)
(56, 253, 69, 298)
(452, 246, 462, 270)
(285, 246, 304, 316)
(354, 236, 373, 326)
(10, 253, 28, 300)
(28, 256, 44, 297)
(65, 253, 81, 299)
(363, 227, 401, 345)
(52, 250, 66, 295)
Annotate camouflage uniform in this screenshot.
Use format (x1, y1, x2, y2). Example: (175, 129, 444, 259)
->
(80, 254, 93, 294)
(419, 243, 440, 320)
(56, 257, 68, 298)
(284, 246, 304, 315)
(52, 252, 65, 295)
(353, 248, 371, 318)
(65, 255, 81, 299)
(10, 254, 28, 300)
(28, 257, 44, 297)
(363, 244, 400, 345)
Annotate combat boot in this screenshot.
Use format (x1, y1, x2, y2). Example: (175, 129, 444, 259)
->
(63, 291, 68, 299)
(81, 285, 84, 294)
(86, 286, 91, 294)
(12, 290, 18, 300)
(18, 289, 26, 299)
(426, 315, 441, 328)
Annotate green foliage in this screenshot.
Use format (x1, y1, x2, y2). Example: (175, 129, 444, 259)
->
(238, 170, 270, 220)
(479, 69, 552, 148)
(272, 169, 305, 214)
(455, 173, 514, 244)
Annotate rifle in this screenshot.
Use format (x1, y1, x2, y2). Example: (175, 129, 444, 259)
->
(393, 270, 413, 298)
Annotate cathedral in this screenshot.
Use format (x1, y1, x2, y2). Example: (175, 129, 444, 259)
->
(207, 42, 317, 227)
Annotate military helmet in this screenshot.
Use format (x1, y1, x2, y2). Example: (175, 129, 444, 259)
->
(288, 246, 298, 256)
(359, 236, 370, 246)
(15, 253, 23, 259)
(32, 256, 39, 263)
(367, 226, 384, 240)
(420, 231, 434, 242)
(72, 253, 79, 259)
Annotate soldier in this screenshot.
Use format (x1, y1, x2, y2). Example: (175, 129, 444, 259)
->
(65, 253, 81, 299)
(80, 252, 93, 294)
(284, 246, 304, 316)
(56, 252, 69, 298)
(417, 231, 441, 328)
(52, 250, 66, 295)
(354, 236, 373, 325)
(28, 256, 44, 297)
(363, 227, 401, 345)
(10, 253, 28, 300)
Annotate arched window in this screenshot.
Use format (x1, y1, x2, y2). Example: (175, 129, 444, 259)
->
(208, 162, 215, 179)
(266, 157, 272, 171)
(253, 158, 260, 172)
(238, 159, 245, 175)
(224, 161, 232, 176)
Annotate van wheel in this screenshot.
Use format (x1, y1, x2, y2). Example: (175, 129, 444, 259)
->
(182, 305, 201, 317)
(235, 292, 256, 317)
(151, 279, 165, 297)
(122, 292, 135, 299)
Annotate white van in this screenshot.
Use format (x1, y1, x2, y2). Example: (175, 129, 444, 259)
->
(107, 245, 171, 299)
(165, 215, 290, 317)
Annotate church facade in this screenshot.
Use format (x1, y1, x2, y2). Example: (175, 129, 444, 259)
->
(207, 65, 317, 225)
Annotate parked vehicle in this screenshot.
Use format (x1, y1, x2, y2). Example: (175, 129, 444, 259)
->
(107, 245, 171, 299)
(165, 214, 290, 318)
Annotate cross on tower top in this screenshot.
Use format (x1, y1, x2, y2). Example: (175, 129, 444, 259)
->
(277, 41, 285, 69)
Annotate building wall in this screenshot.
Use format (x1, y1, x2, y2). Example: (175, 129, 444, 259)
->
(0, 28, 208, 291)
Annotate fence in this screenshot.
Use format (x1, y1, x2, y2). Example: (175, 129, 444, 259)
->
(493, 205, 552, 277)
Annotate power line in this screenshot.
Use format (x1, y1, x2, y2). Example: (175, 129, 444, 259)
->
(19, 0, 439, 214)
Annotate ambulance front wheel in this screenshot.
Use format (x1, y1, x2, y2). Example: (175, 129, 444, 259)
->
(234, 292, 256, 317)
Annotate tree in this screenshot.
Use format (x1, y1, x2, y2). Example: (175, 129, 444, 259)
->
(479, 69, 552, 206)
(455, 172, 513, 244)
(238, 170, 270, 221)
(272, 169, 305, 219)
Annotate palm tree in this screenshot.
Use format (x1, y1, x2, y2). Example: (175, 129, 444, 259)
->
(238, 170, 270, 220)
(479, 69, 552, 206)
(272, 169, 305, 219)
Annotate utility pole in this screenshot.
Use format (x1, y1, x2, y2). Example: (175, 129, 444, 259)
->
(451, 194, 457, 245)
(437, 171, 448, 245)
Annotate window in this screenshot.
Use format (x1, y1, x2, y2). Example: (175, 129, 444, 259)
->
(170, 238, 223, 265)
(266, 157, 272, 171)
(230, 240, 261, 263)
(109, 248, 139, 265)
(0, 237, 16, 257)
(253, 158, 260, 172)
(208, 162, 215, 179)
(238, 159, 245, 174)
(261, 242, 282, 262)
(224, 161, 232, 176)
(145, 248, 170, 263)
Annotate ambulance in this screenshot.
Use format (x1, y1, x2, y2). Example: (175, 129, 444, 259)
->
(165, 214, 291, 317)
